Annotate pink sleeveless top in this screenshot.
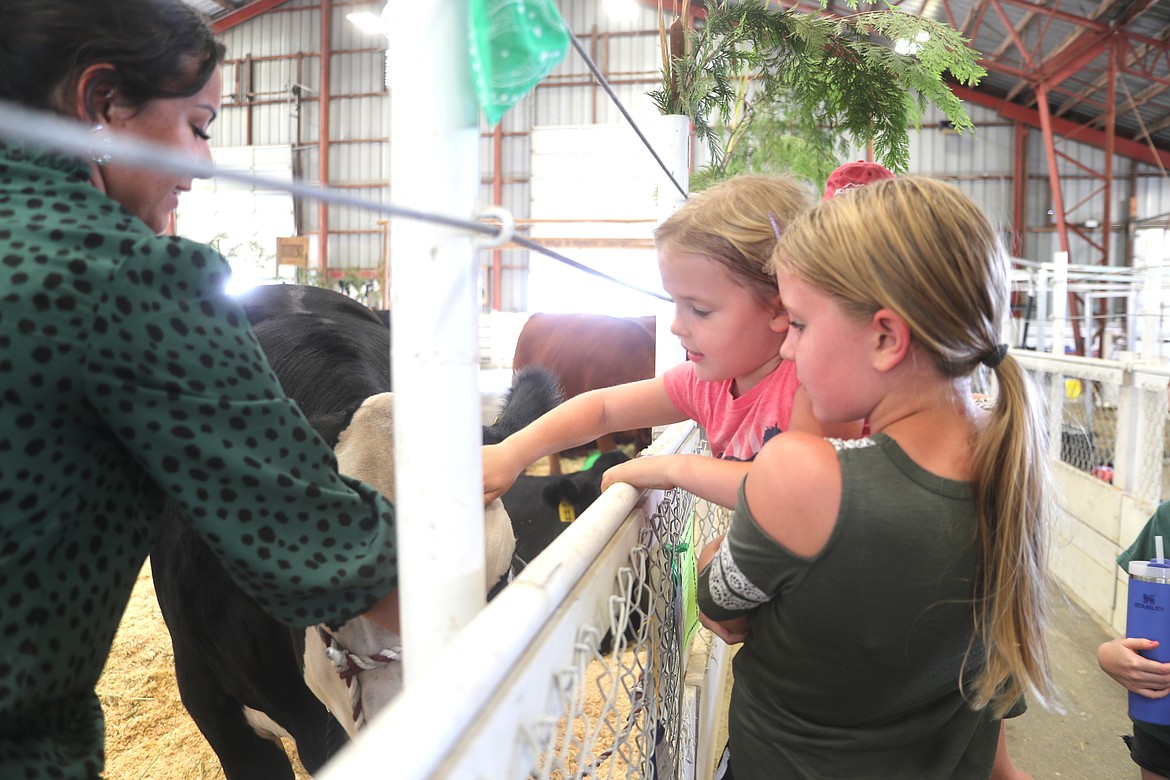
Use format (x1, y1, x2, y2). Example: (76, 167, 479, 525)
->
(663, 360, 799, 461)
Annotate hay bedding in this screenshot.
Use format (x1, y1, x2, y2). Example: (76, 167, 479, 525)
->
(96, 560, 310, 780)
(96, 557, 630, 780)
(94, 453, 615, 779)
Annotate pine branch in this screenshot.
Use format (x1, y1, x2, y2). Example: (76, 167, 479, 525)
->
(648, 0, 986, 189)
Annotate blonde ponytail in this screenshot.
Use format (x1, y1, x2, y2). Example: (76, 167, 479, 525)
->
(967, 355, 1057, 716)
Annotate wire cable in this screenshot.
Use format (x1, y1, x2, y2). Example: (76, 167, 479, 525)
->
(0, 100, 669, 302)
(567, 30, 689, 201)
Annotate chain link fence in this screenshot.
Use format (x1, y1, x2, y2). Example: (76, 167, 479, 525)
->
(1013, 352, 1169, 506)
(509, 438, 735, 780)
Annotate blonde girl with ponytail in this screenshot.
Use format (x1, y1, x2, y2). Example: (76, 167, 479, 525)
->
(696, 175, 1054, 780)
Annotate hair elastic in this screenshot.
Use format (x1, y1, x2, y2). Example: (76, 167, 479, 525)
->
(982, 343, 1009, 368)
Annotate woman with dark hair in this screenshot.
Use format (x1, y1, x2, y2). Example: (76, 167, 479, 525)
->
(0, 2, 400, 776)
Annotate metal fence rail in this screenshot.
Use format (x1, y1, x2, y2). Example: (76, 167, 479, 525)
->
(318, 420, 737, 780)
(1010, 349, 1170, 634)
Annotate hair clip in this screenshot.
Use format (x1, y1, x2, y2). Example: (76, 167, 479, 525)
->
(768, 212, 783, 240)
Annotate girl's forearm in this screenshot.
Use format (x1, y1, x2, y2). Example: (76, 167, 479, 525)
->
(672, 455, 749, 508)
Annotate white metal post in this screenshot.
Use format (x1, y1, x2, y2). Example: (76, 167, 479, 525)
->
(1083, 291, 1094, 356)
(1142, 241, 1164, 362)
(653, 115, 690, 443)
(1035, 265, 1049, 352)
(1046, 252, 1069, 461)
(386, 0, 484, 685)
(1051, 251, 1068, 356)
(1127, 289, 1138, 355)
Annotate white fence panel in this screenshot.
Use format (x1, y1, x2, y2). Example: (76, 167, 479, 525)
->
(318, 420, 735, 780)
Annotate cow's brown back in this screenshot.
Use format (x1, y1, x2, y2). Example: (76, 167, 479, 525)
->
(512, 313, 656, 469)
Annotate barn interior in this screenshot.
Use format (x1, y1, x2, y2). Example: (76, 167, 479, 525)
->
(40, 0, 1170, 777)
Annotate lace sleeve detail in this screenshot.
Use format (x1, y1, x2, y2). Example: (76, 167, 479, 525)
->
(824, 436, 877, 451)
(707, 536, 770, 612)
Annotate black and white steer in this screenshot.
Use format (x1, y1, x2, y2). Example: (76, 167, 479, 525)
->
(150, 285, 561, 778)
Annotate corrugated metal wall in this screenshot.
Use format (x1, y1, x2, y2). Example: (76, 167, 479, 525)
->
(212, 1, 1169, 314)
(214, 0, 390, 287)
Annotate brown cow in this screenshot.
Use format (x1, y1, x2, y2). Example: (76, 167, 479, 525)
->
(511, 312, 657, 474)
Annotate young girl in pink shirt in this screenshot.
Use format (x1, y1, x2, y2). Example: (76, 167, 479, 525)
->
(482, 174, 861, 508)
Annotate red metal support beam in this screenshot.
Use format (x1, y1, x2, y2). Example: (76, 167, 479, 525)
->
(1103, 39, 1116, 264)
(1034, 83, 1071, 258)
(1034, 80, 1085, 354)
(210, 0, 291, 33)
(951, 84, 1170, 169)
(1096, 40, 1117, 357)
(1012, 121, 1028, 258)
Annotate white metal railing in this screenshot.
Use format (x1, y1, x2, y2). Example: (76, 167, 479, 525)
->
(1011, 348, 1170, 634)
(318, 420, 734, 780)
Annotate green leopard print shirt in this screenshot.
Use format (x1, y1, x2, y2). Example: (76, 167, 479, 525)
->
(0, 142, 398, 778)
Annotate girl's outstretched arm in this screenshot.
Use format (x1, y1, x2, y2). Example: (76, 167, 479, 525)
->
(600, 454, 749, 508)
(483, 376, 684, 504)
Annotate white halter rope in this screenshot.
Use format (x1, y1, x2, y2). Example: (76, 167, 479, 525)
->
(316, 625, 402, 729)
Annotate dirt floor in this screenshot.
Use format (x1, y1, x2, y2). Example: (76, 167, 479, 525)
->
(95, 454, 586, 779)
(1004, 591, 1135, 779)
(96, 560, 311, 780)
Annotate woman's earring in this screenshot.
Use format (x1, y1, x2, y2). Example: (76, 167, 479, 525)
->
(89, 124, 113, 166)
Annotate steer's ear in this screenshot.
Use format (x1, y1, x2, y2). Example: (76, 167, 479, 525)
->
(543, 479, 582, 508)
(309, 407, 361, 449)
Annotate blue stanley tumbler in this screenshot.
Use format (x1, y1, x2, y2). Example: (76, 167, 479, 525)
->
(1127, 547, 1170, 725)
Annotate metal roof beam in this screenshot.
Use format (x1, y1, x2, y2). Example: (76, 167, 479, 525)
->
(989, 1, 1049, 60)
(210, 0, 291, 33)
(957, 0, 992, 40)
(996, 0, 1118, 102)
(1055, 35, 1170, 118)
(995, 0, 1165, 47)
(952, 82, 1170, 168)
(1141, 112, 1170, 139)
(1041, 28, 1112, 85)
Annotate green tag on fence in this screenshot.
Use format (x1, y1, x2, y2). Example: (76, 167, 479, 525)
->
(681, 517, 699, 648)
(468, 0, 570, 127)
(666, 510, 701, 651)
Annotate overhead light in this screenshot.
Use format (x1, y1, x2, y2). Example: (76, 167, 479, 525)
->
(347, 11, 386, 36)
(602, 0, 639, 22)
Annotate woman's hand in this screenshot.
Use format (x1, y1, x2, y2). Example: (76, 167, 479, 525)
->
(1098, 636, 1170, 698)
